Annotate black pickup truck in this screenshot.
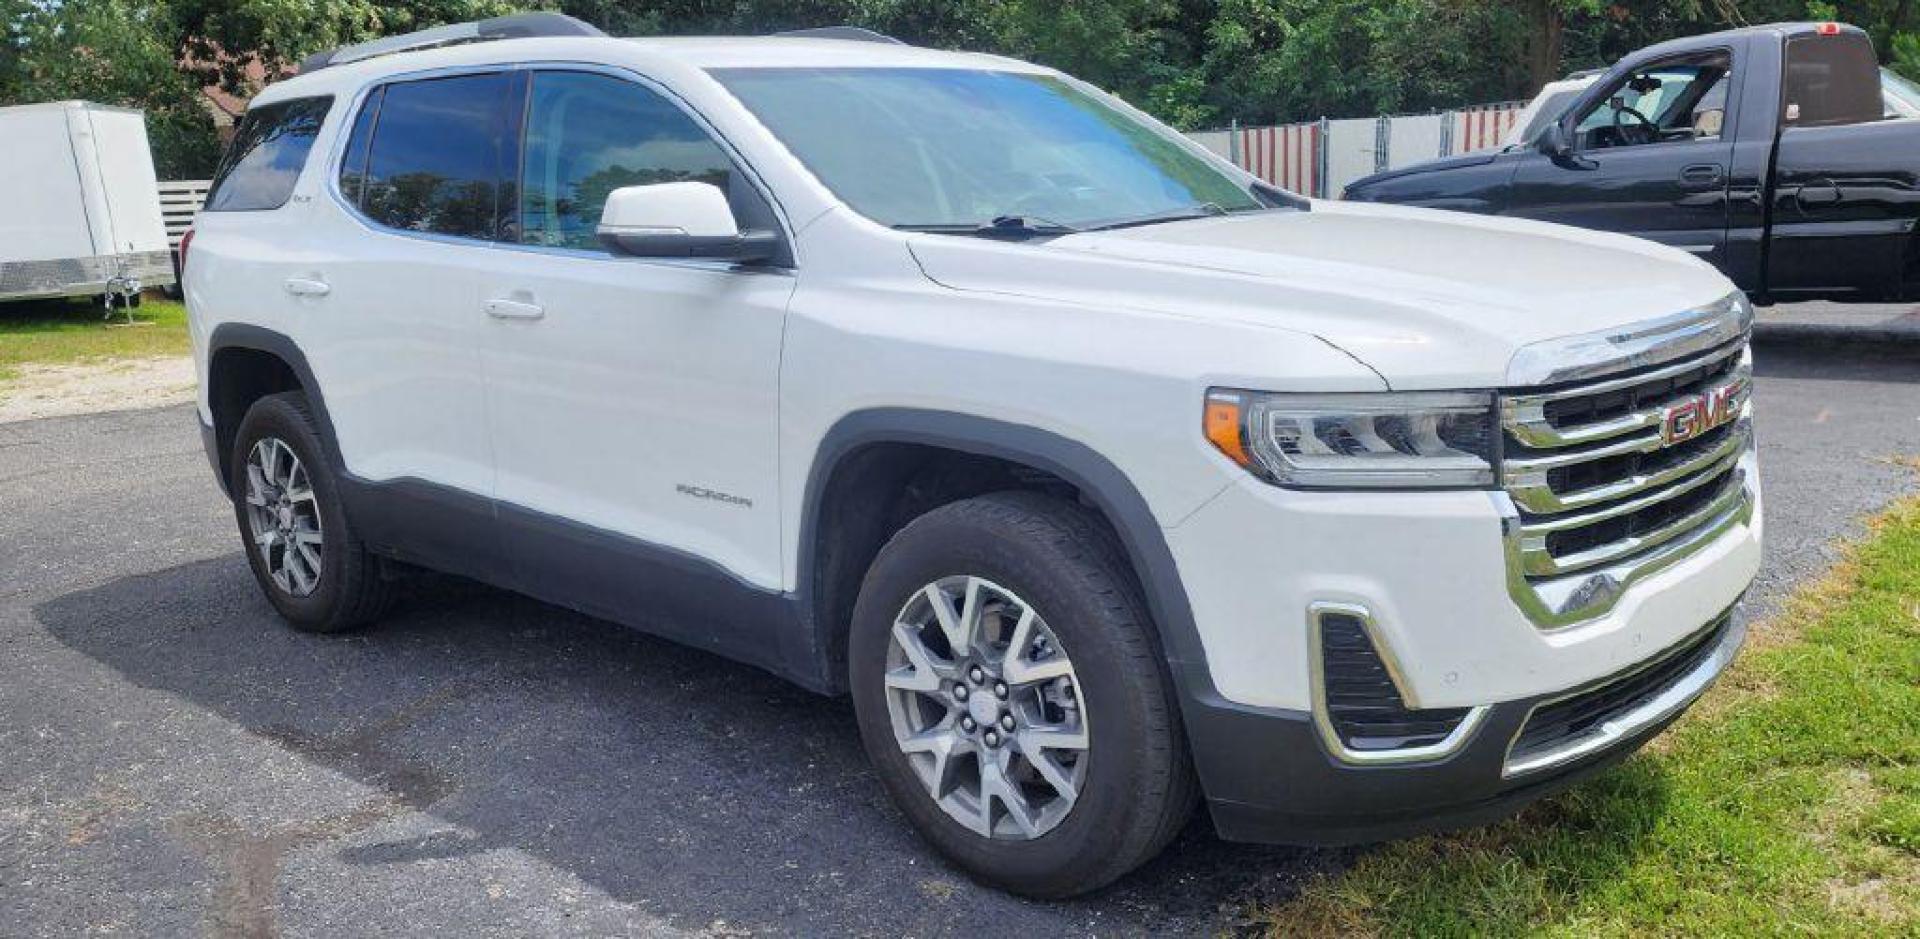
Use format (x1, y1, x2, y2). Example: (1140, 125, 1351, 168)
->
(1344, 23, 1920, 304)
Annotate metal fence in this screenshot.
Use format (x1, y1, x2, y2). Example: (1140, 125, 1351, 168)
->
(1192, 100, 1526, 199)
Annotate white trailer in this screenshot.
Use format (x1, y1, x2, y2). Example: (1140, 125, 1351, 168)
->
(0, 101, 174, 303)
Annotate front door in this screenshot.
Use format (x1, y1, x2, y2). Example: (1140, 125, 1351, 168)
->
(475, 69, 793, 608)
(1507, 51, 1738, 267)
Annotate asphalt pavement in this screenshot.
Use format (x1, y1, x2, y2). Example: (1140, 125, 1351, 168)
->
(1, 336, 1916, 937)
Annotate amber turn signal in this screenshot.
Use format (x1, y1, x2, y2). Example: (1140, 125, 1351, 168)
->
(1203, 393, 1251, 468)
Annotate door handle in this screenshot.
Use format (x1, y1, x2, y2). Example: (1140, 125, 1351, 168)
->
(1678, 163, 1725, 188)
(1795, 179, 1843, 209)
(284, 277, 331, 297)
(484, 298, 545, 320)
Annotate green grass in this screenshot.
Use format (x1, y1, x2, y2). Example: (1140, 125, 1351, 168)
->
(1263, 497, 1920, 938)
(0, 296, 189, 381)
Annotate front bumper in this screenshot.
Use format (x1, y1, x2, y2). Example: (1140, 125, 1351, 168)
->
(1187, 610, 1744, 845)
(1161, 442, 1760, 843)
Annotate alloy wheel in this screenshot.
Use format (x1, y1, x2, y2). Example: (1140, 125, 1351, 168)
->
(243, 436, 324, 597)
(883, 575, 1089, 840)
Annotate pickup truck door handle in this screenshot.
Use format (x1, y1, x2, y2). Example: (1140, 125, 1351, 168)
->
(283, 277, 331, 297)
(484, 297, 546, 320)
(1795, 179, 1844, 209)
(1677, 163, 1725, 188)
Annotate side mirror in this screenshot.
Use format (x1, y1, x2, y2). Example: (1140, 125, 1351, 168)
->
(1536, 121, 1574, 158)
(595, 181, 779, 263)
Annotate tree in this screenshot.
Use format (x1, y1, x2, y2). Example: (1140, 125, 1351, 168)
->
(0, 0, 221, 176)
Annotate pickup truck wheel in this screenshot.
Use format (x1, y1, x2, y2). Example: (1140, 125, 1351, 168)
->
(849, 491, 1196, 898)
(230, 392, 393, 632)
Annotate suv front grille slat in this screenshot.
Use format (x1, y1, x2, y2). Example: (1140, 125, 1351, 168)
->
(1507, 610, 1734, 774)
(1500, 340, 1755, 627)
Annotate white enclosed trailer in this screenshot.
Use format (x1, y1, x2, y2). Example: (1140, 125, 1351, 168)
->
(0, 101, 174, 303)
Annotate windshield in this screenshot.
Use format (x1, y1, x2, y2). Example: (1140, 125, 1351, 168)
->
(1506, 87, 1585, 147)
(1886, 68, 1920, 118)
(710, 67, 1265, 230)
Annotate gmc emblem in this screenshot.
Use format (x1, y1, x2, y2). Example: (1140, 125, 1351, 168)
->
(1661, 382, 1743, 445)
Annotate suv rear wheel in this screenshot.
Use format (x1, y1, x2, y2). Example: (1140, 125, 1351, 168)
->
(849, 491, 1196, 898)
(230, 391, 393, 632)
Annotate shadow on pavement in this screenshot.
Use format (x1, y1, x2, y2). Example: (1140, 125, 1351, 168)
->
(1752, 325, 1920, 371)
(35, 555, 1336, 934)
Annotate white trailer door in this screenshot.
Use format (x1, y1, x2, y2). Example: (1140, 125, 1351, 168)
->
(0, 106, 95, 264)
(66, 106, 169, 256)
(81, 108, 169, 254)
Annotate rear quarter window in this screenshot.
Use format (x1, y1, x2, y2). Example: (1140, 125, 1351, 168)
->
(205, 96, 333, 212)
(1782, 33, 1883, 127)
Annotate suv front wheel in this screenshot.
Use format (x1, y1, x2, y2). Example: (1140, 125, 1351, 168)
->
(849, 491, 1196, 898)
(229, 391, 393, 632)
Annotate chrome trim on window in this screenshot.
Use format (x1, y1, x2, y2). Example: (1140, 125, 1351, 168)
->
(1306, 602, 1490, 765)
(1502, 615, 1743, 778)
(318, 60, 798, 271)
(1504, 293, 1752, 388)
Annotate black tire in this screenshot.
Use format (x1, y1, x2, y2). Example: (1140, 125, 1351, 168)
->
(849, 491, 1198, 898)
(229, 391, 393, 632)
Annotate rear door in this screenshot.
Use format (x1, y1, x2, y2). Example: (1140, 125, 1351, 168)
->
(1505, 51, 1738, 265)
(300, 72, 521, 575)
(1764, 31, 1912, 300)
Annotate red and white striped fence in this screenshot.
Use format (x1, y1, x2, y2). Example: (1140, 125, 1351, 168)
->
(1234, 122, 1320, 196)
(1449, 102, 1526, 154)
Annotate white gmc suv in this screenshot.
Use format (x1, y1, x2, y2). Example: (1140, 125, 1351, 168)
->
(184, 15, 1762, 897)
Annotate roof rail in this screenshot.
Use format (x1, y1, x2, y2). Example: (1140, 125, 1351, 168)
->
(297, 12, 606, 74)
(773, 26, 904, 45)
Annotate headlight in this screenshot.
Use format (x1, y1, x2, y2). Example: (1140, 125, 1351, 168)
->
(1204, 390, 1497, 489)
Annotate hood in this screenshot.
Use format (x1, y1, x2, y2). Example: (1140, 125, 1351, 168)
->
(1345, 151, 1499, 191)
(906, 200, 1735, 388)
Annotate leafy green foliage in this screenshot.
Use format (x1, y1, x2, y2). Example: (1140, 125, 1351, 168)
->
(0, 0, 219, 176)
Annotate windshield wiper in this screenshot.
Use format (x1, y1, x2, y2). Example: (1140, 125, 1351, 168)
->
(895, 214, 1080, 239)
(1082, 202, 1231, 232)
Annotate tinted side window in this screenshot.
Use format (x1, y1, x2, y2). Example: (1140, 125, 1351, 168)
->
(356, 73, 519, 240)
(1783, 34, 1883, 128)
(205, 96, 333, 212)
(337, 86, 383, 208)
(520, 71, 737, 250)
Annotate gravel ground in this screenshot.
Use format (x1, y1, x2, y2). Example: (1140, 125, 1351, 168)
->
(0, 336, 1915, 937)
(0, 357, 196, 424)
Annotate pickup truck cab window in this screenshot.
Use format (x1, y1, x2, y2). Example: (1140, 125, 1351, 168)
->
(1782, 33, 1883, 127)
(1575, 54, 1732, 149)
(711, 67, 1264, 231)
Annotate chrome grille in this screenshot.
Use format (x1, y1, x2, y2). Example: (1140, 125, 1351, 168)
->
(1499, 339, 1755, 628)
